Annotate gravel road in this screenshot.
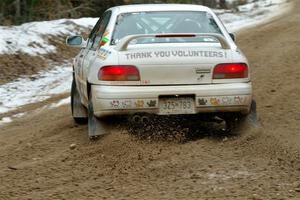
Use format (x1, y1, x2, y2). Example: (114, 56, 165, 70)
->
(0, 1, 299, 199)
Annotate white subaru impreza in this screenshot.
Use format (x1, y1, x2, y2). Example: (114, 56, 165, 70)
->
(66, 4, 256, 139)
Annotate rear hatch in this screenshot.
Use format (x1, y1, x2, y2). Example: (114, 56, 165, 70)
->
(118, 43, 232, 85)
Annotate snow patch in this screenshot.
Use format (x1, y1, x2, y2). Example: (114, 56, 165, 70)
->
(0, 117, 12, 125)
(217, 0, 291, 32)
(0, 18, 98, 55)
(0, 62, 72, 114)
(50, 97, 71, 108)
(12, 112, 26, 118)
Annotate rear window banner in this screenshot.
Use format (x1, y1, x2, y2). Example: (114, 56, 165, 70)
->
(125, 50, 226, 60)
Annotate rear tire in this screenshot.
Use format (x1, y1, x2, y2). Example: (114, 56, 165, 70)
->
(71, 79, 88, 124)
(225, 100, 257, 135)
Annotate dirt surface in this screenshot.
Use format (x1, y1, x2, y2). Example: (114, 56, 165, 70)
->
(0, 37, 78, 85)
(0, 2, 300, 199)
(0, 54, 47, 84)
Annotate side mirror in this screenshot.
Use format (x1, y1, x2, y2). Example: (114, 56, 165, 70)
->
(229, 33, 236, 42)
(66, 35, 85, 47)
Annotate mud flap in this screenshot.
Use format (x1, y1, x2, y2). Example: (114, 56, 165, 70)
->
(72, 83, 88, 118)
(88, 93, 109, 139)
(88, 114, 109, 139)
(245, 100, 258, 128)
(71, 80, 87, 123)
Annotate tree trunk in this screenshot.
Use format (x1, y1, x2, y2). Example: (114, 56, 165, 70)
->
(14, 0, 21, 23)
(219, 0, 227, 9)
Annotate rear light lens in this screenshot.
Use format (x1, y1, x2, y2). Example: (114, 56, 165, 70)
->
(155, 34, 196, 38)
(213, 63, 248, 79)
(98, 65, 140, 81)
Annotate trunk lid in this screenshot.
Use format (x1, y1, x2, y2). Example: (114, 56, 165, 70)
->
(118, 43, 232, 85)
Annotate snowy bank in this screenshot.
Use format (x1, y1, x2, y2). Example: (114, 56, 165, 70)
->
(0, 18, 98, 56)
(0, 62, 72, 114)
(218, 0, 291, 32)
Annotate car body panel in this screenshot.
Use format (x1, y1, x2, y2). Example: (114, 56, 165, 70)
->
(117, 44, 232, 85)
(68, 4, 253, 118)
(91, 83, 252, 117)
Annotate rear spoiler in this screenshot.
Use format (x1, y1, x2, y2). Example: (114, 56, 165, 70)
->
(115, 33, 231, 51)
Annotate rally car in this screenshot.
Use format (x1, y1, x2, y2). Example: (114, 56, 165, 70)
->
(66, 4, 256, 139)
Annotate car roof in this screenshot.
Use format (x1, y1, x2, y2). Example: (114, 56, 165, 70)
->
(110, 4, 212, 14)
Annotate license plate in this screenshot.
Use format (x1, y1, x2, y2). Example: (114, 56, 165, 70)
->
(159, 97, 195, 115)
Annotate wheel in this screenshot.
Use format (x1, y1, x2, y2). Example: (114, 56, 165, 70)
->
(88, 91, 109, 139)
(224, 100, 258, 135)
(71, 79, 88, 124)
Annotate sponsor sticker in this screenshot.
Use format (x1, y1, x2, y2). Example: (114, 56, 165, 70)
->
(198, 98, 208, 106)
(221, 97, 232, 105)
(210, 98, 220, 106)
(108, 99, 157, 109)
(234, 96, 243, 104)
(147, 100, 157, 107)
(135, 100, 144, 108)
(98, 48, 111, 60)
(110, 100, 120, 108)
(121, 100, 132, 109)
(197, 96, 249, 107)
(100, 31, 110, 47)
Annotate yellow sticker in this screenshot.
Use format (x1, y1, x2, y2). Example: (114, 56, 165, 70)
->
(103, 31, 109, 37)
(210, 98, 220, 106)
(135, 100, 144, 108)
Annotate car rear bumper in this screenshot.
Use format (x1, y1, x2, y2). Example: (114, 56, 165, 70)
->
(91, 83, 252, 117)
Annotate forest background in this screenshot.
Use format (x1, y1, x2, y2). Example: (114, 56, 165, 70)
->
(0, 0, 248, 25)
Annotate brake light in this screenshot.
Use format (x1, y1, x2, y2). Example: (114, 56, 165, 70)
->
(155, 34, 196, 38)
(213, 63, 248, 79)
(98, 65, 140, 81)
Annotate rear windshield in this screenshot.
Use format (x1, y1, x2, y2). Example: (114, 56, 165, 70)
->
(111, 11, 222, 45)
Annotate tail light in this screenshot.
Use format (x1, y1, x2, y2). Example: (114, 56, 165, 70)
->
(213, 63, 248, 79)
(98, 65, 140, 81)
(155, 34, 196, 38)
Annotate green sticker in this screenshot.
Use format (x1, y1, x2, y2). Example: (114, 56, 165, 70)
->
(102, 37, 109, 43)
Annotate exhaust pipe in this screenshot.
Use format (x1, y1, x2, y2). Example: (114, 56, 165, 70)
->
(132, 115, 141, 123)
(141, 116, 150, 124)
